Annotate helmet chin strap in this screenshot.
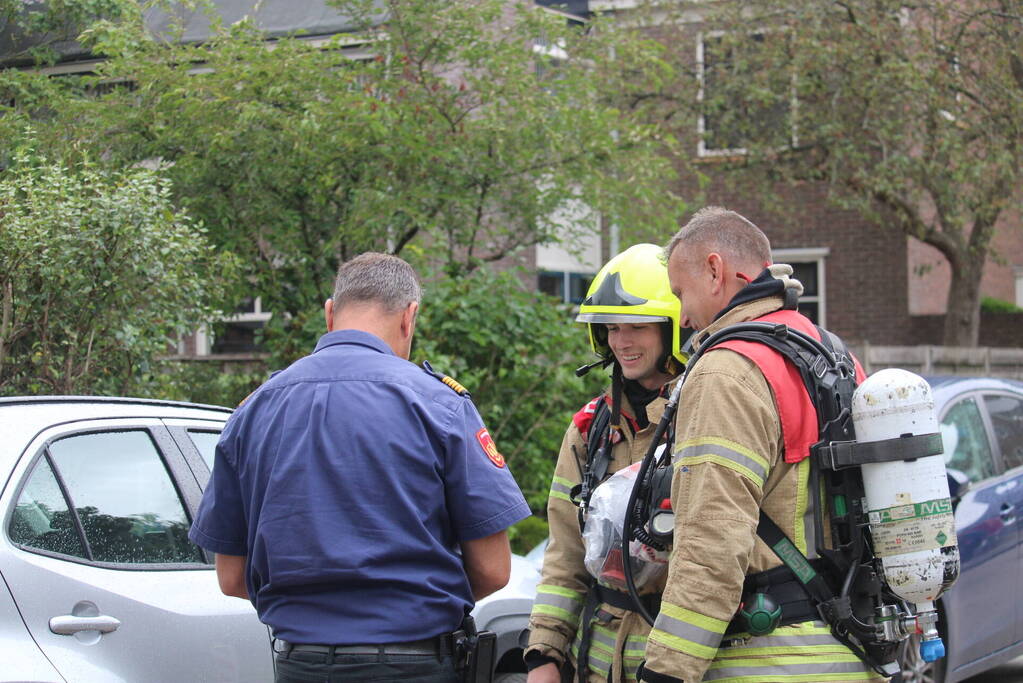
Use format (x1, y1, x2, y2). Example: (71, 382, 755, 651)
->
(656, 321, 680, 377)
(610, 361, 623, 432)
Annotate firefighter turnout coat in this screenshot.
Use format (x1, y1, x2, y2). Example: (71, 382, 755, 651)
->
(527, 387, 672, 682)
(640, 296, 886, 683)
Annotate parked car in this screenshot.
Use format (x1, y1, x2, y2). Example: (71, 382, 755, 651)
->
(0, 396, 273, 683)
(0, 395, 551, 683)
(899, 375, 1023, 683)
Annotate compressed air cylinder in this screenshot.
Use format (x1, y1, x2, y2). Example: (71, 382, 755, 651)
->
(852, 368, 960, 605)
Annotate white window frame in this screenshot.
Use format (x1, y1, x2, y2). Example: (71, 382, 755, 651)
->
(773, 247, 828, 326)
(697, 29, 798, 158)
(1015, 266, 1023, 308)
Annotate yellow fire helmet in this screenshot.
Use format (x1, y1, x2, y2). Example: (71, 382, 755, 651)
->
(576, 243, 687, 367)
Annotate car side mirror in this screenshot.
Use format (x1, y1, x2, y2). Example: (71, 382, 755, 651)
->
(947, 469, 970, 504)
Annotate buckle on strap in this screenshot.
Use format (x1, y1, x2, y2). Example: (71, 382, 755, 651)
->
(816, 433, 944, 471)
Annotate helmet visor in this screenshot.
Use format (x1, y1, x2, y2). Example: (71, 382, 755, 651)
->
(575, 313, 670, 324)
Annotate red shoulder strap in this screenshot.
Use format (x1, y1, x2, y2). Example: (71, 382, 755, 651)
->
(713, 310, 820, 464)
(572, 396, 603, 437)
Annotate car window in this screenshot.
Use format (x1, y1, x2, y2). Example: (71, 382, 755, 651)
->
(187, 430, 220, 471)
(9, 456, 88, 558)
(940, 397, 995, 482)
(8, 430, 204, 565)
(984, 394, 1023, 471)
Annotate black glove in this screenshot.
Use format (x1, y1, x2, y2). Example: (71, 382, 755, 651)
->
(637, 660, 686, 683)
(523, 649, 561, 672)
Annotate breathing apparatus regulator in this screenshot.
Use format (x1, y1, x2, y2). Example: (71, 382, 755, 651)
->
(619, 319, 960, 677)
(570, 244, 687, 591)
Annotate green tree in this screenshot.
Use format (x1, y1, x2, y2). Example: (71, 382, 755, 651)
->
(48, 0, 681, 359)
(0, 150, 235, 394)
(413, 267, 605, 510)
(657, 0, 1023, 347)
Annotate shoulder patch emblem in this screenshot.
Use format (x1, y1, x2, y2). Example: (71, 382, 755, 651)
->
(476, 428, 505, 468)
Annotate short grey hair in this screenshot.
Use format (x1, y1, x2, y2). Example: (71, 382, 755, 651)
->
(331, 252, 422, 313)
(664, 206, 772, 267)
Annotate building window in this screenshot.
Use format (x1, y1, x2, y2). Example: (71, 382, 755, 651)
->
(210, 297, 273, 354)
(773, 248, 828, 326)
(698, 31, 793, 157)
(539, 271, 594, 304)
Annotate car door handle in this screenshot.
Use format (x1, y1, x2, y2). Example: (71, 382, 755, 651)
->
(1000, 503, 1016, 523)
(49, 614, 121, 635)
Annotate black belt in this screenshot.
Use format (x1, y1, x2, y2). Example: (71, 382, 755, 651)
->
(273, 633, 454, 657)
(594, 584, 661, 614)
(724, 564, 823, 636)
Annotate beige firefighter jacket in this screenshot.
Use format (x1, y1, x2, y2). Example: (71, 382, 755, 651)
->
(527, 385, 673, 682)
(640, 296, 885, 683)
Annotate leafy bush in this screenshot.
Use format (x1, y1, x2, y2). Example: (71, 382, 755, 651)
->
(0, 151, 236, 395)
(413, 267, 605, 512)
(981, 296, 1023, 314)
(135, 360, 267, 409)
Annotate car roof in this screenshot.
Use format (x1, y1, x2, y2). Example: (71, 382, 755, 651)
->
(0, 396, 232, 470)
(924, 375, 1023, 406)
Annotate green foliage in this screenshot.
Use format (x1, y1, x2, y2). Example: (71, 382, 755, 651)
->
(508, 515, 549, 556)
(38, 0, 682, 347)
(981, 296, 1023, 314)
(0, 0, 137, 65)
(413, 267, 605, 512)
(0, 150, 236, 395)
(133, 359, 267, 408)
(651, 0, 1023, 346)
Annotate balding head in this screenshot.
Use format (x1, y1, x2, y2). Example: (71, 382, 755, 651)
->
(663, 207, 772, 330)
(325, 252, 422, 359)
(664, 206, 771, 271)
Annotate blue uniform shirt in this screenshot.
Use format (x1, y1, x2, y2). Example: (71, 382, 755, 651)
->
(188, 329, 531, 644)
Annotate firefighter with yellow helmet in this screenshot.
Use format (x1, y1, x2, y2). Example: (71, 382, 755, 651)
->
(525, 244, 686, 682)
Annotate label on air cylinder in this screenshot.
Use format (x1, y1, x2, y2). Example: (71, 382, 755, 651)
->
(868, 498, 957, 558)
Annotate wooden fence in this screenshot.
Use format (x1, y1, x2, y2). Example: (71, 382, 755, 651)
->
(849, 344, 1023, 380)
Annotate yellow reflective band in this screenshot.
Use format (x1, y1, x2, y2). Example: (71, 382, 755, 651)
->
(537, 584, 584, 600)
(660, 602, 730, 634)
(704, 674, 881, 683)
(549, 476, 575, 504)
(623, 639, 647, 657)
(678, 454, 765, 488)
(532, 585, 584, 624)
(649, 629, 718, 660)
(718, 644, 857, 658)
(795, 458, 809, 556)
(570, 640, 612, 676)
(674, 437, 769, 472)
(649, 603, 729, 660)
(673, 437, 769, 489)
(703, 652, 880, 683)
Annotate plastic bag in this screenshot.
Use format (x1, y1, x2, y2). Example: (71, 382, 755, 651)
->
(582, 461, 669, 592)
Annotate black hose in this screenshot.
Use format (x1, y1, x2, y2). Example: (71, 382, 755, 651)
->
(621, 379, 682, 626)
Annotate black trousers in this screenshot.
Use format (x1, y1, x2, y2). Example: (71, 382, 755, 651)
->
(275, 648, 459, 683)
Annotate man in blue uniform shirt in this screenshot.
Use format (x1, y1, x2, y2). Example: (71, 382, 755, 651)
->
(189, 252, 532, 682)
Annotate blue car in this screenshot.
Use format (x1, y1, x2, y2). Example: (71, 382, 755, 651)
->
(899, 376, 1023, 683)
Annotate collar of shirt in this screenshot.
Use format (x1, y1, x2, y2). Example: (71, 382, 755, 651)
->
(312, 329, 396, 357)
(692, 295, 785, 352)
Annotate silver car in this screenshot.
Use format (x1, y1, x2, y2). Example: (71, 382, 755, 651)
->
(0, 396, 273, 683)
